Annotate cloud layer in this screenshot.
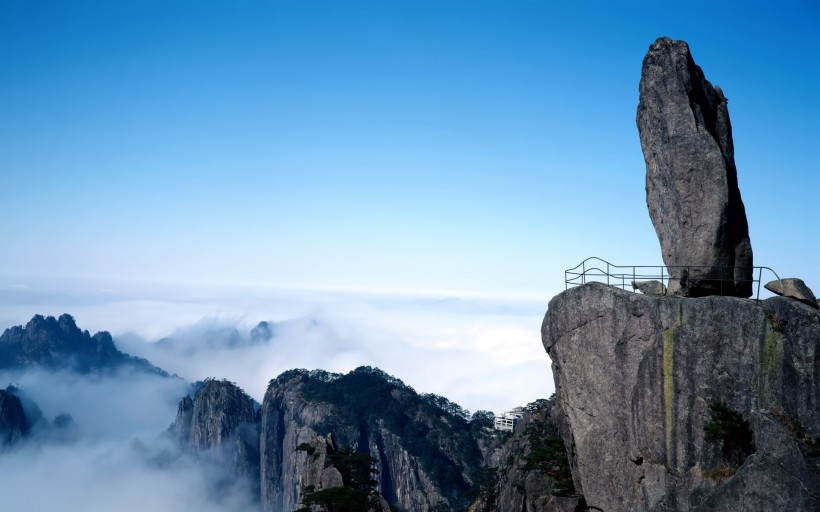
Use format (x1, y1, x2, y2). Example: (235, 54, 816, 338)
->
(0, 368, 258, 512)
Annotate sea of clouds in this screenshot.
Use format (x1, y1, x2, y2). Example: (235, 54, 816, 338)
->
(0, 278, 555, 413)
(0, 277, 554, 510)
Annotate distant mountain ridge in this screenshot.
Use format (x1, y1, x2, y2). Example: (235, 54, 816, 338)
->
(0, 313, 563, 510)
(0, 313, 168, 376)
(167, 366, 531, 511)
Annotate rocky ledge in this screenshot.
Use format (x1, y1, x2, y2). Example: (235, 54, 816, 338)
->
(542, 283, 818, 511)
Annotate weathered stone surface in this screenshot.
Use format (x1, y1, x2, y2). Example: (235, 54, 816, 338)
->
(259, 375, 346, 512)
(542, 283, 819, 511)
(467, 398, 584, 512)
(633, 280, 668, 296)
(170, 379, 259, 482)
(294, 433, 343, 492)
(765, 278, 818, 308)
(291, 432, 393, 512)
(260, 368, 486, 512)
(637, 37, 753, 297)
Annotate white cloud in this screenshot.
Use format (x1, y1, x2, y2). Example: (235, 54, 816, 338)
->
(0, 279, 555, 414)
(0, 368, 258, 512)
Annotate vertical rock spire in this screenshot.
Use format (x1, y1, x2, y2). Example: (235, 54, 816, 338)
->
(637, 37, 753, 297)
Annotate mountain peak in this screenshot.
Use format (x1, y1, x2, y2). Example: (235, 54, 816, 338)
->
(1, 314, 168, 376)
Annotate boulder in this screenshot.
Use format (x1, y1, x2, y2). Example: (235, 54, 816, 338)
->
(637, 37, 753, 297)
(632, 280, 667, 296)
(764, 278, 818, 308)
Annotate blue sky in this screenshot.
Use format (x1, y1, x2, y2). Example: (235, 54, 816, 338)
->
(0, 1, 818, 410)
(2, 0, 818, 298)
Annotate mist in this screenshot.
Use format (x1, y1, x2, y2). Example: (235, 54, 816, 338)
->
(0, 368, 259, 512)
(114, 297, 554, 414)
(1, 278, 555, 414)
(0, 280, 556, 510)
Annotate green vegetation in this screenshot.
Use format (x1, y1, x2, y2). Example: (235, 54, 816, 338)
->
(522, 415, 574, 497)
(296, 442, 316, 455)
(297, 445, 378, 512)
(464, 466, 498, 511)
(274, 366, 483, 507)
(421, 393, 471, 420)
(524, 398, 549, 413)
(704, 401, 755, 470)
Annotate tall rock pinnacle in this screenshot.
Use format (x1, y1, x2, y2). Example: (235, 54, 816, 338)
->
(637, 37, 753, 297)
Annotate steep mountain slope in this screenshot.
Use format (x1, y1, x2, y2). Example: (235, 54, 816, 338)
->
(0, 314, 167, 376)
(260, 366, 496, 512)
(467, 397, 584, 512)
(0, 388, 28, 446)
(170, 378, 260, 481)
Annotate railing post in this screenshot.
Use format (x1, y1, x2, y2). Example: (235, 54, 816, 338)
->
(757, 267, 763, 300)
(661, 266, 665, 293)
(607, 262, 610, 286)
(720, 266, 724, 296)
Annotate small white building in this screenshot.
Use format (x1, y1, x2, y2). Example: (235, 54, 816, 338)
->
(494, 407, 524, 432)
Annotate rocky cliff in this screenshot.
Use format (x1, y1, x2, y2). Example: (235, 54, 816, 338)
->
(467, 398, 584, 512)
(0, 388, 28, 447)
(0, 314, 167, 376)
(260, 367, 492, 512)
(170, 378, 260, 483)
(291, 432, 392, 512)
(542, 283, 819, 511)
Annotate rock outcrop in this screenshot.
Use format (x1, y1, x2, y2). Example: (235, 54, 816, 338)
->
(633, 280, 668, 296)
(637, 37, 753, 298)
(293, 433, 392, 512)
(259, 367, 489, 512)
(170, 379, 260, 481)
(467, 398, 584, 512)
(0, 314, 167, 376)
(542, 283, 819, 511)
(0, 388, 28, 446)
(765, 278, 818, 308)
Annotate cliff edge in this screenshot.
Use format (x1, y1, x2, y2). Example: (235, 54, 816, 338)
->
(542, 283, 818, 511)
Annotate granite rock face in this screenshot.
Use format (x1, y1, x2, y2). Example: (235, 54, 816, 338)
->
(171, 379, 260, 481)
(542, 283, 819, 511)
(292, 433, 392, 512)
(637, 38, 753, 297)
(467, 398, 584, 512)
(259, 368, 487, 512)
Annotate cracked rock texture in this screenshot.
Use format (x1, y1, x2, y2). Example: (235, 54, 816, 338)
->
(171, 379, 260, 482)
(292, 433, 392, 512)
(467, 398, 583, 512)
(542, 283, 819, 511)
(259, 368, 488, 512)
(637, 37, 753, 297)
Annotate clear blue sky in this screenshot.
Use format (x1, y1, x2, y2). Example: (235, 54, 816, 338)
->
(1, 0, 818, 299)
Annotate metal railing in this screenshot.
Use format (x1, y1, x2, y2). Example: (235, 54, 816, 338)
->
(565, 257, 781, 300)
